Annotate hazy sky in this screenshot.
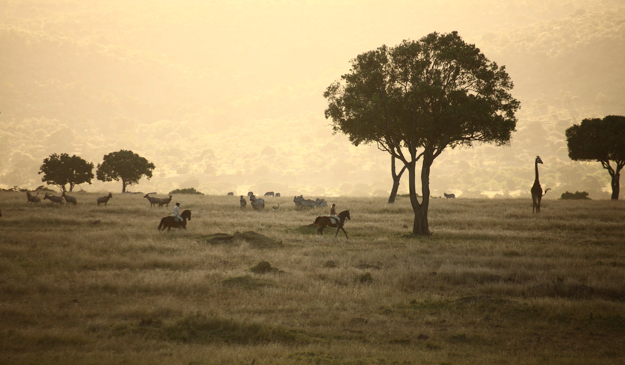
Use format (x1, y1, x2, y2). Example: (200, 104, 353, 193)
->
(1, 0, 624, 198)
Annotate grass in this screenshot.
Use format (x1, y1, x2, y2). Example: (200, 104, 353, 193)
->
(0, 191, 624, 364)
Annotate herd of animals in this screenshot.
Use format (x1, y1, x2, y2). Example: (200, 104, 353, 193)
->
(5, 155, 551, 236)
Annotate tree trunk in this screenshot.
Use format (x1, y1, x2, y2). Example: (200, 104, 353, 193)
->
(388, 156, 407, 204)
(407, 156, 432, 235)
(611, 172, 620, 200)
(122, 179, 127, 193)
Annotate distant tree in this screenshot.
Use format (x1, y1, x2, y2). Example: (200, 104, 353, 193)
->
(169, 187, 204, 195)
(566, 115, 625, 200)
(96, 150, 155, 193)
(38, 153, 94, 192)
(324, 32, 519, 235)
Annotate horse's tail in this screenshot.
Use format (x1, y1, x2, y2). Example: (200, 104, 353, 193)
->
(158, 218, 164, 231)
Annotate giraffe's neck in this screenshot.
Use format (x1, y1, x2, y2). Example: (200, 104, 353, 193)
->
(534, 160, 540, 184)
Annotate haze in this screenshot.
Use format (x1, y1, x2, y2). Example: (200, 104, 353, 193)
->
(2, 0, 624, 198)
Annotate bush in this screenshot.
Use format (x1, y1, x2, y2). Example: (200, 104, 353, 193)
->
(168, 187, 204, 195)
(560, 191, 591, 200)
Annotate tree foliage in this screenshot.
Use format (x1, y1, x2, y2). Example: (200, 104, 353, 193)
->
(38, 153, 94, 192)
(324, 32, 519, 234)
(96, 150, 155, 192)
(566, 115, 625, 200)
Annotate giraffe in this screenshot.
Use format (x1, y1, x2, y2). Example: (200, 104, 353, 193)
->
(531, 156, 550, 213)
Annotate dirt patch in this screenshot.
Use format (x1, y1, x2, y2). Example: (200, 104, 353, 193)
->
(249, 260, 283, 274)
(196, 231, 282, 248)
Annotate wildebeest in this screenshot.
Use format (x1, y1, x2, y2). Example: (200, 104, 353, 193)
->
(158, 209, 192, 232)
(444, 193, 455, 199)
(62, 192, 77, 205)
(314, 210, 351, 238)
(275, 193, 281, 197)
(26, 192, 41, 203)
(159, 195, 173, 207)
(97, 193, 113, 206)
(44, 193, 64, 204)
(144, 193, 162, 208)
(264, 191, 274, 197)
(227, 192, 234, 196)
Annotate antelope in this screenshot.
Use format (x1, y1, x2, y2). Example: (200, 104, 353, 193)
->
(159, 195, 173, 207)
(62, 192, 77, 205)
(44, 193, 64, 204)
(26, 192, 41, 203)
(144, 193, 162, 207)
(97, 193, 113, 206)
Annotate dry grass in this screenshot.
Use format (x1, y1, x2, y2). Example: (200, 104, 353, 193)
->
(0, 191, 624, 364)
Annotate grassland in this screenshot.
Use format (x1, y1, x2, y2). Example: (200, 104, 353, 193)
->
(0, 191, 624, 364)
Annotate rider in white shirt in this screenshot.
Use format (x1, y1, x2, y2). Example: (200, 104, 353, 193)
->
(172, 202, 183, 222)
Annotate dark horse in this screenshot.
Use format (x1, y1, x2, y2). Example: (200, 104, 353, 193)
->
(158, 210, 192, 231)
(313, 210, 351, 238)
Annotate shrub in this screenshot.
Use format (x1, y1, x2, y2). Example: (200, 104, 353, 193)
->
(168, 187, 204, 195)
(560, 191, 591, 200)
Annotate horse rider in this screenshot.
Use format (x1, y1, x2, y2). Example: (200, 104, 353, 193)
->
(172, 202, 183, 223)
(240, 195, 247, 209)
(328, 203, 340, 224)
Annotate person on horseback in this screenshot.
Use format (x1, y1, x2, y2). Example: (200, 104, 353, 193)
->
(328, 203, 340, 224)
(172, 202, 183, 223)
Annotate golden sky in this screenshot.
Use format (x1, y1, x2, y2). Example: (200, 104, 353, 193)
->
(1, 0, 624, 198)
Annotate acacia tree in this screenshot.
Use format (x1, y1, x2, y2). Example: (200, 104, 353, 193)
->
(324, 32, 519, 235)
(38, 153, 94, 192)
(96, 150, 155, 192)
(566, 115, 625, 200)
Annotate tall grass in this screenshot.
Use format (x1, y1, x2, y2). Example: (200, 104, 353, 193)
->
(0, 191, 624, 364)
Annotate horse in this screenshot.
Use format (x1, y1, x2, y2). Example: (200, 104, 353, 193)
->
(313, 210, 351, 238)
(158, 209, 192, 232)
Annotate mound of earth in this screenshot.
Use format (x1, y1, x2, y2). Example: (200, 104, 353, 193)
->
(249, 260, 283, 274)
(197, 231, 282, 248)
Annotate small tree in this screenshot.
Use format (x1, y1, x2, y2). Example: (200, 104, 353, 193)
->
(96, 150, 155, 192)
(38, 153, 94, 192)
(324, 32, 519, 235)
(566, 115, 625, 200)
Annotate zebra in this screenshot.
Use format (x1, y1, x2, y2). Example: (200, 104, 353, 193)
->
(444, 193, 455, 199)
(264, 191, 274, 197)
(293, 195, 316, 208)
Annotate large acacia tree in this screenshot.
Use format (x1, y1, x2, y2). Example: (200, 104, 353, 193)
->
(324, 32, 519, 235)
(38, 153, 94, 192)
(96, 150, 155, 192)
(566, 115, 625, 200)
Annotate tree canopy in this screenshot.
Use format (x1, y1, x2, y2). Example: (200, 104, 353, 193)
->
(324, 31, 519, 234)
(566, 115, 625, 200)
(96, 150, 155, 192)
(38, 153, 94, 192)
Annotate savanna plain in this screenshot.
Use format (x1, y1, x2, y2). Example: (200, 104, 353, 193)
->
(0, 192, 624, 364)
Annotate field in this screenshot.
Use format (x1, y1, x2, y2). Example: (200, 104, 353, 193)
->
(1, 191, 624, 364)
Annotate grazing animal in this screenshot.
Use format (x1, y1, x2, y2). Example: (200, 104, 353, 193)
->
(26, 192, 41, 203)
(275, 193, 281, 197)
(264, 191, 274, 197)
(250, 195, 265, 210)
(227, 192, 234, 196)
(293, 195, 316, 208)
(44, 193, 64, 204)
(97, 193, 113, 206)
(315, 198, 328, 207)
(144, 193, 162, 208)
(159, 195, 173, 207)
(247, 191, 254, 197)
(240, 195, 247, 208)
(62, 192, 77, 205)
(158, 209, 192, 232)
(314, 210, 351, 238)
(444, 193, 455, 199)
(531, 156, 551, 213)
